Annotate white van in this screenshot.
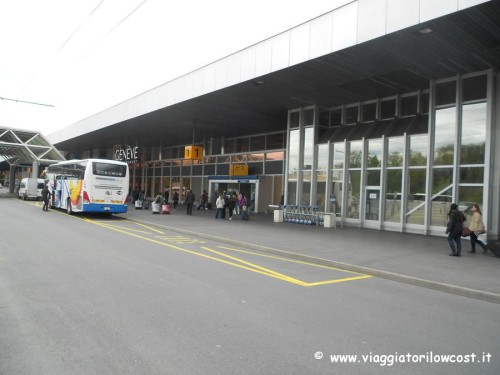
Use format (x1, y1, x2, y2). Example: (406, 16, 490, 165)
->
(18, 178, 45, 200)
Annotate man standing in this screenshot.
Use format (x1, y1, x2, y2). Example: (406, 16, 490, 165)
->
(41, 184, 51, 211)
(186, 189, 195, 215)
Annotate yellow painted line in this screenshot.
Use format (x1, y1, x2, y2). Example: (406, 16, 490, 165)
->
(215, 245, 372, 285)
(83, 218, 306, 284)
(201, 246, 307, 286)
(305, 275, 373, 287)
(80, 217, 370, 287)
(217, 245, 368, 275)
(92, 222, 153, 234)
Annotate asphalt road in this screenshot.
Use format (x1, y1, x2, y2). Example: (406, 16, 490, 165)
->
(1, 195, 499, 374)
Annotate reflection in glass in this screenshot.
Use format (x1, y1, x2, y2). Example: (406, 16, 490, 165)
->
(461, 102, 486, 165)
(459, 186, 483, 221)
(316, 170, 327, 210)
(288, 129, 300, 177)
(303, 127, 314, 170)
(367, 139, 382, 167)
(434, 107, 455, 165)
(301, 171, 311, 205)
(347, 170, 361, 219)
(459, 167, 484, 184)
(430, 187, 452, 226)
(288, 181, 297, 205)
(409, 135, 428, 166)
(331, 170, 343, 215)
(317, 144, 328, 170)
(406, 169, 426, 225)
(349, 141, 363, 168)
(333, 143, 345, 169)
(432, 168, 453, 195)
(385, 169, 402, 222)
(367, 170, 380, 186)
(387, 137, 404, 167)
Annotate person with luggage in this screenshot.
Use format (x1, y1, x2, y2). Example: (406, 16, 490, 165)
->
(227, 191, 237, 220)
(197, 190, 208, 210)
(239, 192, 249, 221)
(172, 192, 179, 209)
(446, 203, 465, 257)
(163, 189, 169, 205)
(467, 203, 489, 254)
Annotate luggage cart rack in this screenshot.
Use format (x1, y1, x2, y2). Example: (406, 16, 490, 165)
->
(282, 205, 324, 226)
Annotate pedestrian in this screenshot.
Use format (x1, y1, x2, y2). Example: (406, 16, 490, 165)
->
(221, 191, 227, 219)
(163, 189, 169, 205)
(239, 192, 249, 221)
(215, 193, 225, 219)
(172, 192, 179, 209)
(186, 189, 195, 215)
(227, 191, 237, 220)
(446, 203, 465, 257)
(41, 184, 51, 211)
(467, 203, 488, 254)
(197, 190, 208, 210)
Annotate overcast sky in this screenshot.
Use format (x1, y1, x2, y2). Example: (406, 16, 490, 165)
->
(0, 0, 348, 137)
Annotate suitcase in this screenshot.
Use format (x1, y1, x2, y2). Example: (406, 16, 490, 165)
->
(162, 204, 171, 214)
(135, 200, 143, 209)
(151, 202, 160, 214)
(143, 201, 150, 210)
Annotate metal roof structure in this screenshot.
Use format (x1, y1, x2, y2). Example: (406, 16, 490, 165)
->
(0, 127, 65, 166)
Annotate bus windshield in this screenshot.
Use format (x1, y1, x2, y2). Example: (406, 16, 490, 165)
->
(92, 162, 127, 177)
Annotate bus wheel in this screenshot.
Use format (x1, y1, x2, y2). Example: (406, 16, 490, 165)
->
(66, 199, 73, 215)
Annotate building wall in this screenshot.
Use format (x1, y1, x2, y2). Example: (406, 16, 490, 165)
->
(285, 70, 496, 238)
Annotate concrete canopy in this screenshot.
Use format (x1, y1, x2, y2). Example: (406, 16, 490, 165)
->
(50, 0, 500, 153)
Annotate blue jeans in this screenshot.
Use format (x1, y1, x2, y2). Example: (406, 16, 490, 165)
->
(447, 233, 461, 255)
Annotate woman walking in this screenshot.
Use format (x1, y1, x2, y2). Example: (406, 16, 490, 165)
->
(467, 203, 488, 254)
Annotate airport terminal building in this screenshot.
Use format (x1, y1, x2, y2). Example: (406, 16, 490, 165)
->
(49, 0, 500, 238)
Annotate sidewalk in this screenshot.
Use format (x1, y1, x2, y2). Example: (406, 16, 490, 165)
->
(124, 202, 500, 304)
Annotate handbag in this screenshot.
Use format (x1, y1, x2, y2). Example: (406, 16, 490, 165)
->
(461, 227, 472, 237)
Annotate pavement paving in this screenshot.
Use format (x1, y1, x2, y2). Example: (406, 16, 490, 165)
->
(2, 188, 499, 303)
(123, 201, 500, 304)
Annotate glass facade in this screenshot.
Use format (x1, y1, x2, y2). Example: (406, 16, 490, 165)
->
(284, 71, 491, 235)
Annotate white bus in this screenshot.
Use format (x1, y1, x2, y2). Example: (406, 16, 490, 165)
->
(45, 159, 129, 214)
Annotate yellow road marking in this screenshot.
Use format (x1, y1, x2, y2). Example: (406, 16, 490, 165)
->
(201, 246, 307, 285)
(80, 217, 371, 287)
(217, 245, 369, 275)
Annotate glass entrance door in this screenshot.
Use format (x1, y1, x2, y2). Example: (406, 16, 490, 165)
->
(365, 187, 380, 221)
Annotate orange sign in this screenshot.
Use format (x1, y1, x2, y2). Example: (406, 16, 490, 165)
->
(230, 164, 248, 176)
(184, 145, 203, 160)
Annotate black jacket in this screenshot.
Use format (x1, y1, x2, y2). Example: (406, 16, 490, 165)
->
(446, 209, 465, 236)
